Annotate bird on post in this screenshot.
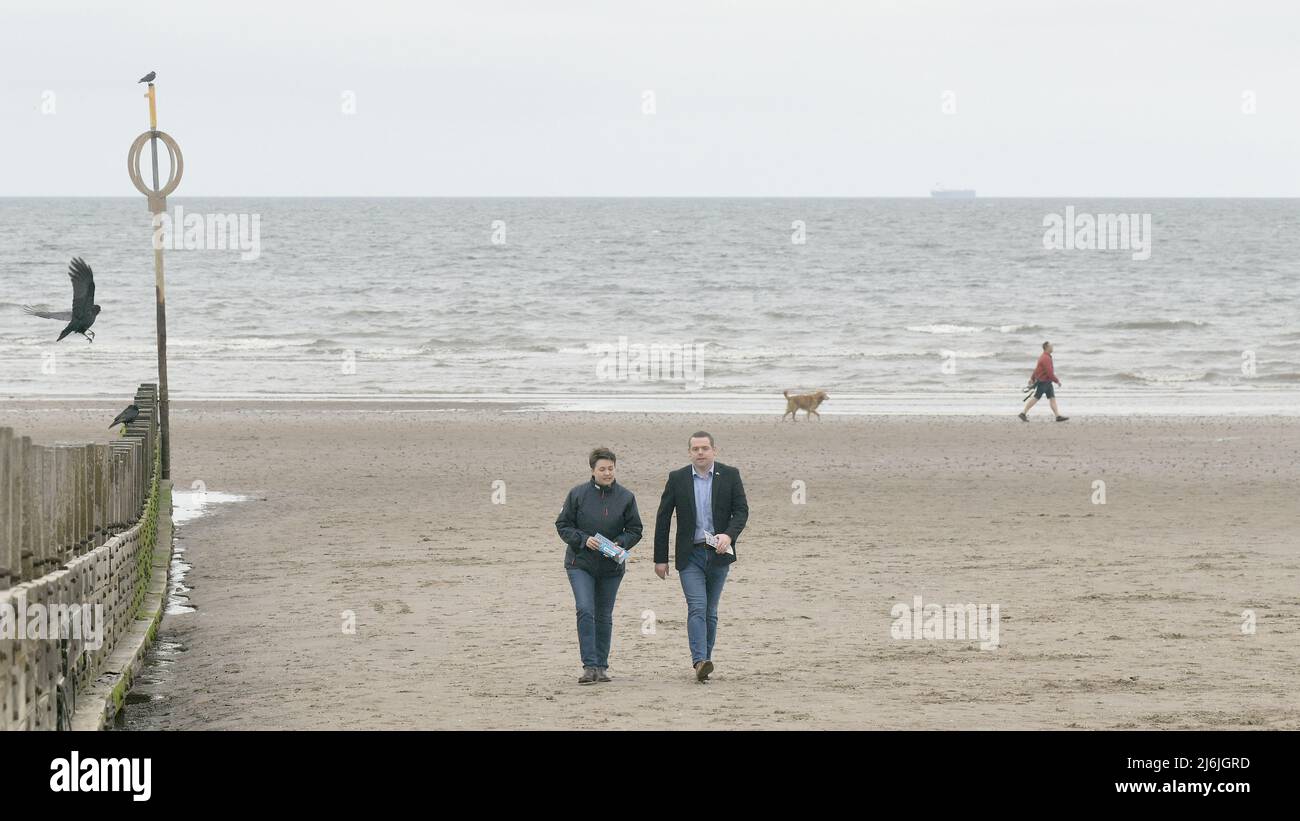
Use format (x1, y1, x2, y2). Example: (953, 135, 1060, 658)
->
(138, 71, 156, 84)
(22, 257, 101, 342)
(110, 404, 140, 434)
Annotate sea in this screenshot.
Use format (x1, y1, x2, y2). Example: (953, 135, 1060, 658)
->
(2, 197, 1297, 414)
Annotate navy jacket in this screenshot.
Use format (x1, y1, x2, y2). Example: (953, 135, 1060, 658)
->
(654, 462, 749, 571)
(555, 478, 643, 577)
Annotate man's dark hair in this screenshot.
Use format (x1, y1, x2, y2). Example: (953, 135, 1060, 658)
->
(688, 431, 715, 448)
(1042, 341, 1051, 351)
(589, 447, 616, 469)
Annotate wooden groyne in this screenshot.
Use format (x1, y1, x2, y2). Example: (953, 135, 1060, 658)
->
(0, 383, 171, 730)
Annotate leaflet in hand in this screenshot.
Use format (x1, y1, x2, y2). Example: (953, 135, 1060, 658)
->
(703, 531, 734, 555)
(594, 534, 629, 565)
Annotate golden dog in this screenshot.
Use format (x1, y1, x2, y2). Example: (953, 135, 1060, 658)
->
(782, 389, 828, 421)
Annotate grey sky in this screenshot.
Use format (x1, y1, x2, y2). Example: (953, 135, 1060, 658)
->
(2, 0, 1297, 196)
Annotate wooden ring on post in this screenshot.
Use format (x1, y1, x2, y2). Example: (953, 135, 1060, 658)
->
(126, 130, 184, 210)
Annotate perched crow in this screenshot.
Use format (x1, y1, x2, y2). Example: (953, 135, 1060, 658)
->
(110, 404, 140, 429)
(23, 257, 101, 342)
(138, 71, 156, 84)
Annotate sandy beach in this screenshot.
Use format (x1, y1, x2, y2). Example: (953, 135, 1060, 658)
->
(2, 404, 1297, 730)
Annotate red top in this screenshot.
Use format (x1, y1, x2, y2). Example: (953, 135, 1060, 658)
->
(1031, 352, 1059, 385)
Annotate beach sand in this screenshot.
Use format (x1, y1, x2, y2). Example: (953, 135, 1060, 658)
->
(3, 404, 1297, 729)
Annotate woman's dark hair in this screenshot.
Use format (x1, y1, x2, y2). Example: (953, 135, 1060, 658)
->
(589, 447, 616, 469)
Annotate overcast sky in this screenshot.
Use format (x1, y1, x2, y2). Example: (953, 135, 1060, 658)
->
(2, 0, 1297, 196)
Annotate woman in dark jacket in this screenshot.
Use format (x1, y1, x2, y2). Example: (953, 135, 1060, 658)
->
(555, 447, 643, 684)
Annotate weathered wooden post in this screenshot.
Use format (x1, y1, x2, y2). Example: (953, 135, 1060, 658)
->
(29, 444, 46, 578)
(0, 591, 10, 728)
(17, 437, 32, 576)
(92, 444, 108, 548)
(80, 444, 94, 552)
(0, 428, 12, 590)
(127, 81, 183, 482)
(55, 447, 72, 567)
(130, 441, 142, 519)
(16, 435, 28, 578)
(72, 446, 85, 556)
(110, 445, 128, 531)
(42, 448, 57, 573)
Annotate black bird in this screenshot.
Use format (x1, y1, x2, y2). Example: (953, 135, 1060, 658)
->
(23, 257, 101, 342)
(110, 404, 140, 429)
(138, 71, 156, 84)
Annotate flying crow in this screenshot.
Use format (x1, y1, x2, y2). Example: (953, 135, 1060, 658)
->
(138, 71, 156, 84)
(23, 257, 101, 342)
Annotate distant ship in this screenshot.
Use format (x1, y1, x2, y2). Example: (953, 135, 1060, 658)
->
(930, 187, 976, 199)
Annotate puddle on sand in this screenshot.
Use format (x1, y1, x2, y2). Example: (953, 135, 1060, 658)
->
(166, 490, 253, 614)
(113, 639, 189, 730)
(111, 490, 254, 730)
(172, 489, 253, 525)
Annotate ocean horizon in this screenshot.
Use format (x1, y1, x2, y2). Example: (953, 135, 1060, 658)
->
(2, 197, 1297, 413)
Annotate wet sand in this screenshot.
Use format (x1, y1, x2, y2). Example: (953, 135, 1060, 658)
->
(3, 405, 1297, 729)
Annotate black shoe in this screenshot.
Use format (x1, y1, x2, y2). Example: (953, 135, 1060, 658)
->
(595, 668, 611, 683)
(1055, 415, 1069, 422)
(579, 667, 598, 685)
(694, 660, 714, 682)
(1018, 412, 1028, 422)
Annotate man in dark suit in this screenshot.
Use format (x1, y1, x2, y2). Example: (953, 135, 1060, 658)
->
(654, 431, 749, 682)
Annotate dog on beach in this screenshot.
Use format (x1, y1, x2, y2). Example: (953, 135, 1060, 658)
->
(782, 389, 828, 421)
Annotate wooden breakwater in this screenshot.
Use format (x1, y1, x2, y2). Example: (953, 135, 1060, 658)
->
(0, 383, 168, 730)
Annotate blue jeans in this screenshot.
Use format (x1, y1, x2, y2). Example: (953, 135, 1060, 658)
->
(566, 567, 623, 669)
(679, 544, 730, 665)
